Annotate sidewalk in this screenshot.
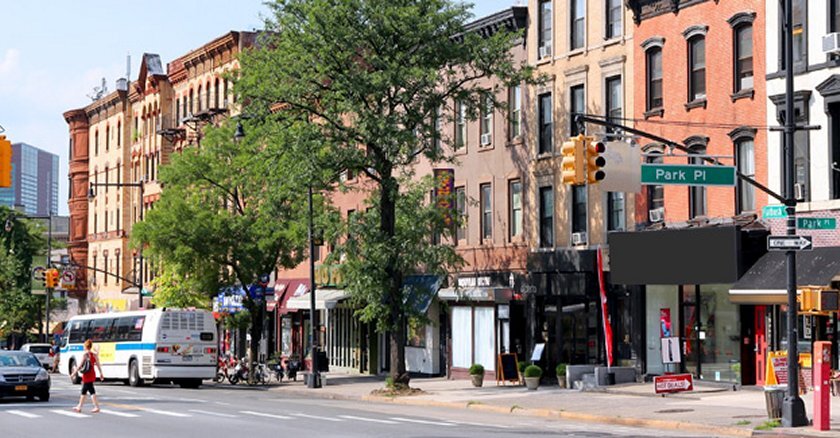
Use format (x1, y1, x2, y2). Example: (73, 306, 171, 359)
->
(270, 373, 840, 437)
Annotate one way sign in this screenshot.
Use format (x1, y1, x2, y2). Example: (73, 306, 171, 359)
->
(768, 235, 813, 251)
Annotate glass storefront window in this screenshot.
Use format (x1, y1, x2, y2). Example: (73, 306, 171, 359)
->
(683, 284, 741, 384)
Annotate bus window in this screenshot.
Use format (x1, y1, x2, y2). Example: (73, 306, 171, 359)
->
(114, 317, 132, 342)
(69, 320, 91, 344)
(128, 317, 145, 342)
(90, 319, 114, 342)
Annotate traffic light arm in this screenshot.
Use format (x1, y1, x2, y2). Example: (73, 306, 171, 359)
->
(573, 114, 785, 204)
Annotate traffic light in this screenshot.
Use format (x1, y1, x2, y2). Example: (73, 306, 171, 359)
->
(798, 288, 840, 314)
(561, 135, 585, 185)
(586, 140, 606, 183)
(45, 268, 59, 289)
(0, 135, 11, 188)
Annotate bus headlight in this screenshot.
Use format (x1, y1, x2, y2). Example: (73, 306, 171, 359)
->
(35, 369, 49, 382)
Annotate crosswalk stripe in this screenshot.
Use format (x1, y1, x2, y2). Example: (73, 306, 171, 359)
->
(189, 409, 238, 418)
(240, 411, 292, 420)
(141, 408, 190, 418)
(51, 409, 89, 418)
(99, 409, 140, 418)
(6, 410, 41, 419)
(339, 415, 398, 424)
(292, 413, 343, 422)
(391, 417, 454, 426)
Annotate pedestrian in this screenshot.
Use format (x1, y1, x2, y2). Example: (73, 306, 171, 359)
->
(71, 339, 103, 413)
(50, 340, 60, 373)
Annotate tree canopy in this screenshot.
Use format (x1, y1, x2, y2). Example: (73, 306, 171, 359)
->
(0, 207, 47, 342)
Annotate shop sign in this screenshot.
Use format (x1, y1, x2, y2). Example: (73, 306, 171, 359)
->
(314, 263, 344, 287)
(654, 374, 693, 394)
(457, 276, 491, 288)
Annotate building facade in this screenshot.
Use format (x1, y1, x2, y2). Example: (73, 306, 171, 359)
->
(0, 142, 59, 216)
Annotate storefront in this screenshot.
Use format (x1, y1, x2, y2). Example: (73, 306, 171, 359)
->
(610, 222, 769, 384)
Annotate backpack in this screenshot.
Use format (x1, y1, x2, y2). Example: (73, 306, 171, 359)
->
(79, 353, 91, 374)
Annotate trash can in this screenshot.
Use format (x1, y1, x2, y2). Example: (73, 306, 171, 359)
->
(764, 386, 785, 419)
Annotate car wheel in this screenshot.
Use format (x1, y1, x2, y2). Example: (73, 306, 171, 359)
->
(179, 379, 202, 389)
(128, 360, 144, 387)
(38, 392, 49, 402)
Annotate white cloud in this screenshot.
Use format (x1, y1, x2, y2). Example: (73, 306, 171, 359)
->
(0, 49, 20, 74)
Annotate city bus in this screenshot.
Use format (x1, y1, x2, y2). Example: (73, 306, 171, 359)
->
(59, 308, 217, 388)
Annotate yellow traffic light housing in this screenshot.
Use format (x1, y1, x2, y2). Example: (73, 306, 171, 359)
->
(0, 135, 11, 188)
(798, 287, 840, 315)
(561, 135, 585, 185)
(45, 269, 59, 289)
(586, 140, 606, 183)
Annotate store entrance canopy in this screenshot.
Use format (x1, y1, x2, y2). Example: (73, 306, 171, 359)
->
(285, 289, 350, 310)
(729, 247, 840, 304)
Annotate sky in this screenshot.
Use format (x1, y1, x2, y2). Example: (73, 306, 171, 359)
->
(0, 0, 519, 216)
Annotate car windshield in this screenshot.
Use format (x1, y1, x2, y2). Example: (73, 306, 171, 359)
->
(0, 353, 41, 368)
(28, 346, 51, 354)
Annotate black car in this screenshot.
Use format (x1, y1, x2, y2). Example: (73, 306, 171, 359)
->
(0, 351, 50, 401)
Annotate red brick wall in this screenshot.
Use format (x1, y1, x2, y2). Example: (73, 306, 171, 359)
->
(633, 1, 767, 223)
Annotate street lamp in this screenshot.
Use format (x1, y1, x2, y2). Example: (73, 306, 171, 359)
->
(233, 122, 320, 388)
(89, 180, 146, 308)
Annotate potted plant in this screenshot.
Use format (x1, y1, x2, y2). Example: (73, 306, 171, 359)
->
(524, 365, 542, 390)
(469, 364, 485, 387)
(555, 363, 567, 389)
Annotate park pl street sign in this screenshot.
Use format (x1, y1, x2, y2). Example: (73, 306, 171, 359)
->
(798, 217, 837, 230)
(641, 164, 736, 187)
(768, 235, 813, 251)
(654, 373, 694, 394)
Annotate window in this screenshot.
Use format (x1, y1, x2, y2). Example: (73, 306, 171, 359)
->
(106, 126, 110, 152)
(433, 106, 441, 153)
(736, 138, 755, 213)
(833, 0, 840, 33)
(605, 76, 622, 133)
(103, 253, 109, 285)
(646, 47, 663, 110)
(214, 78, 220, 108)
(480, 183, 492, 242)
(607, 192, 625, 231)
(538, 93, 553, 154)
(189, 89, 194, 115)
(455, 100, 466, 150)
(571, 0, 585, 50)
(455, 186, 466, 242)
(94, 130, 99, 156)
(781, 0, 806, 69)
(688, 152, 706, 218)
(735, 25, 753, 92)
(480, 93, 493, 146)
(572, 185, 587, 234)
(647, 152, 665, 212)
(508, 85, 521, 140)
(606, 0, 622, 39)
(538, 0, 552, 58)
(509, 180, 522, 240)
(570, 85, 585, 136)
(176, 98, 180, 124)
(539, 186, 554, 248)
(197, 85, 203, 112)
(688, 36, 706, 101)
(68, 320, 91, 344)
(117, 121, 121, 147)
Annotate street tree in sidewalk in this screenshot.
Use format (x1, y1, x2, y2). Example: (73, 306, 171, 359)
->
(0, 206, 46, 345)
(131, 122, 311, 382)
(238, 0, 535, 386)
(148, 263, 213, 310)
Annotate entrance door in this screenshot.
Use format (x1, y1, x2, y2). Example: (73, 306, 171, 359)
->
(753, 306, 767, 385)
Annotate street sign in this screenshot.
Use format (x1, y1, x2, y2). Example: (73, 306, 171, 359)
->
(641, 164, 736, 187)
(768, 235, 813, 251)
(797, 217, 837, 230)
(762, 205, 788, 219)
(60, 270, 76, 290)
(654, 374, 694, 394)
(599, 141, 642, 193)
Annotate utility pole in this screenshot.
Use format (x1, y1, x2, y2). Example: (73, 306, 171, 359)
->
(781, 0, 808, 427)
(307, 183, 321, 388)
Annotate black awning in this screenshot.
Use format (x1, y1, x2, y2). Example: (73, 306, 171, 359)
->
(730, 247, 840, 293)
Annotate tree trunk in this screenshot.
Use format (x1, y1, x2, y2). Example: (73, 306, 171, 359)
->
(247, 301, 263, 385)
(380, 173, 409, 387)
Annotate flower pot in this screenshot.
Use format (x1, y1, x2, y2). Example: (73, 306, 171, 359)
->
(557, 375, 566, 389)
(525, 376, 540, 390)
(471, 374, 484, 387)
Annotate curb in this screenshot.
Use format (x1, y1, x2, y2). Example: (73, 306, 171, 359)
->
(272, 384, 755, 437)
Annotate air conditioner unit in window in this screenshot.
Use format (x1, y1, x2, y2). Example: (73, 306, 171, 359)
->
(539, 44, 552, 59)
(794, 183, 806, 201)
(571, 232, 588, 246)
(649, 207, 665, 223)
(480, 133, 491, 146)
(824, 33, 840, 55)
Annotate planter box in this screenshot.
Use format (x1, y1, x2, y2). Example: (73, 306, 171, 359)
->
(471, 374, 484, 387)
(525, 376, 540, 390)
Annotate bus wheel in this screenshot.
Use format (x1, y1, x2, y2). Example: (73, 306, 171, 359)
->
(179, 379, 202, 389)
(69, 360, 81, 385)
(128, 360, 144, 387)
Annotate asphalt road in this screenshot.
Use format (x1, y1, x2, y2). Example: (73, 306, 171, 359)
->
(0, 377, 710, 438)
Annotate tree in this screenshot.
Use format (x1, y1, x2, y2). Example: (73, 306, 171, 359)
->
(148, 264, 212, 310)
(0, 207, 46, 345)
(238, 0, 533, 385)
(131, 122, 310, 378)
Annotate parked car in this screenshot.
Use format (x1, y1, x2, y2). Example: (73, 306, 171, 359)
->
(0, 351, 50, 401)
(20, 344, 52, 369)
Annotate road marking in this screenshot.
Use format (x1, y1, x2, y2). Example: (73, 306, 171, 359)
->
(339, 415, 398, 424)
(292, 413, 343, 422)
(51, 409, 89, 418)
(240, 411, 292, 420)
(99, 409, 140, 418)
(141, 408, 191, 417)
(445, 420, 510, 429)
(214, 401, 232, 406)
(5, 410, 41, 418)
(189, 409, 238, 418)
(391, 417, 454, 426)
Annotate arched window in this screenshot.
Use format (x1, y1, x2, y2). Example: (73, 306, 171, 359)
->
(206, 81, 211, 108)
(197, 85, 203, 112)
(189, 89, 194, 115)
(685, 136, 709, 218)
(117, 121, 121, 147)
(687, 35, 706, 102)
(729, 127, 757, 213)
(94, 130, 99, 156)
(105, 125, 110, 152)
(647, 47, 663, 110)
(214, 78, 220, 108)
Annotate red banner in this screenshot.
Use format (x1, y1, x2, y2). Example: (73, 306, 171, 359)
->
(654, 374, 694, 394)
(434, 169, 455, 226)
(597, 248, 614, 367)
